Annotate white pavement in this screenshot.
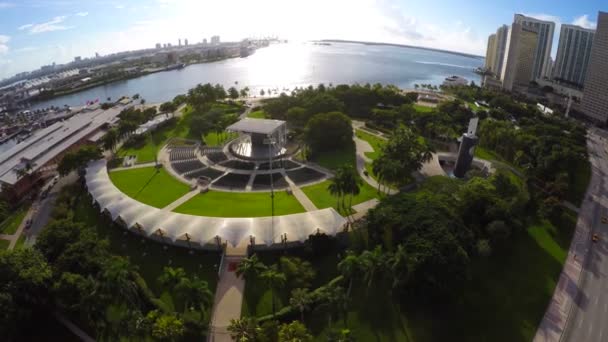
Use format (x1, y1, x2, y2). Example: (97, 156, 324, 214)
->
(284, 173, 318, 212)
(162, 188, 200, 212)
(208, 255, 246, 342)
(534, 128, 606, 342)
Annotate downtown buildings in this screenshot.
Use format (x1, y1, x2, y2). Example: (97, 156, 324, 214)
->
(484, 11, 608, 123)
(581, 12, 608, 123)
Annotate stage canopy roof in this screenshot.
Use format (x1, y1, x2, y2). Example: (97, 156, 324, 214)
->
(85, 160, 346, 247)
(227, 118, 286, 135)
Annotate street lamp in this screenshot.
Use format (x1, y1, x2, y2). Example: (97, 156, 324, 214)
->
(264, 135, 276, 242)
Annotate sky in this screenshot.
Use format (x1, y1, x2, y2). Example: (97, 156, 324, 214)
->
(0, 0, 605, 80)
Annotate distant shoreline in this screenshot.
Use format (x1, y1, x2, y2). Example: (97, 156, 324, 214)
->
(317, 39, 485, 60)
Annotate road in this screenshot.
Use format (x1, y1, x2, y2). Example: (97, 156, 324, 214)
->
(24, 172, 78, 246)
(560, 127, 608, 342)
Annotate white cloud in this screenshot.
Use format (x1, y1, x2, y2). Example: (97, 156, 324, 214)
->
(572, 15, 596, 29)
(75, 11, 88, 17)
(115, 4, 125, 9)
(0, 35, 9, 54)
(20, 16, 73, 34)
(0, 2, 14, 9)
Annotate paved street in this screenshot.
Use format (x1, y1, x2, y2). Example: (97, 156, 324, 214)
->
(562, 127, 608, 342)
(535, 127, 608, 342)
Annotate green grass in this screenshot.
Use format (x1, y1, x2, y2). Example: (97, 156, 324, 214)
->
(0, 206, 28, 235)
(248, 110, 268, 119)
(311, 143, 356, 171)
(109, 166, 191, 208)
(14, 234, 28, 250)
(118, 106, 193, 163)
(474, 146, 505, 162)
(301, 179, 380, 214)
(241, 246, 342, 318)
(413, 104, 434, 113)
(0, 239, 10, 250)
(403, 210, 577, 342)
(355, 129, 386, 160)
(173, 191, 305, 217)
(73, 189, 221, 294)
(203, 132, 237, 146)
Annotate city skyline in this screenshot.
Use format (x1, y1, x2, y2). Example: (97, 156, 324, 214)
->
(0, 0, 604, 79)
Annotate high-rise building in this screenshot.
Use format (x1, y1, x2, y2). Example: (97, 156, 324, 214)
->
(582, 12, 608, 123)
(493, 25, 509, 78)
(95, 52, 100, 58)
(155, 43, 161, 49)
(74, 56, 82, 62)
(553, 24, 595, 88)
(501, 23, 539, 91)
(211, 35, 220, 45)
(514, 14, 555, 80)
(485, 34, 497, 72)
(178, 39, 182, 46)
(184, 39, 188, 46)
(203, 38, 208, 45)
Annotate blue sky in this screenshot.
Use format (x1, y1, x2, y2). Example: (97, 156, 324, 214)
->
(0, 0, 605, 79)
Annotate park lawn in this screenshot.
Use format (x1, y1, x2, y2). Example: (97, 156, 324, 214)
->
(405, 210, 577, 342)
(355, 129, 386, 160)
(311, 143, 356, 171)
(72, 188, 221, 294)
(474, 146, 506, 162)
(302, 179, 380, 214)
(413, 104, 434, 113)
(118, 105, 193, 163)
(13, 234, 27, 250)
(0, 239, 10, 250)
(109, 166, 191, 208)
(242, 246, 342, 318)
(173, 190, 305, 217)
(248, 110, 268, 119)
(0, 206, 28, 235)
(203, 131, 237, 146)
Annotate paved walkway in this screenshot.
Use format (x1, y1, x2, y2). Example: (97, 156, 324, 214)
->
(351, 122, 397, 195)
(110, 161, 157, 172)
(162, 188, 200, 212)
(284, 172, 318, 212)
(208, 255, 246, 342)
(55, 312, 95, 342)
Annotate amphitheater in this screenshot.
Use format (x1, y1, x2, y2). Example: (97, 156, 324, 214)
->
(85, 118, 349, 249)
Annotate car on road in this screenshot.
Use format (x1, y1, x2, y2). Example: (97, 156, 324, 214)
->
(593, 233, 600, 242)
(25, 219, 32, 229)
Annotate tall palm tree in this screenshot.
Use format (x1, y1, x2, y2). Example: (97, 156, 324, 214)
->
(289, 288, 312, 322)
(158, 266, 187, 291)
(176, 276, 213, 312)
(360, 246, 386, 291)
(388, 244, 409, 291)
(236, 254, 267, 280)
(100, 256, 141, 307)
(227, 317, 259, 341)
(328, 167, 347, 212)
(260, 265, 286, 316)
(340, 166, 361, 219)
(337, 251, 361, 296)
(320, 284, 349, 329)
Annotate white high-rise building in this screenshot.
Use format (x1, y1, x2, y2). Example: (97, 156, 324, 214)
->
(493, 25, 509, 78)
(501, 23, 539, 91)
(485, 34, 497, 72)
(582, 11, 608, 123)
(514, 14, 555, 80)
(553, 24, 595, 88)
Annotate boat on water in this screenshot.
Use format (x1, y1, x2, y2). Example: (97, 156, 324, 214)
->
(165, 63, 185, 71)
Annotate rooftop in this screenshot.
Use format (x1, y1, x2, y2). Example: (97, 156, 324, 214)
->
(0, 104, 129, 185)
(227, 118, 286, 135)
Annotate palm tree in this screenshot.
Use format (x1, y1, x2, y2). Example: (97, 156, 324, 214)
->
(340, 166, 361, 220)
(338, 251, 361, 296)
(100, 256, 141, 306)
(227, 317, 259, 341)
(175, 276, 213, 312)
(359, 246, 385, 291)
(236, 254, 267, 280)
(388, 244, 409, 291)
(320, 284, 349, 329)
(278, 321, 313, 341)
(289, 288, 312, 322)
(158, 267, 187, 291)
(260, 265, 286, 316)
(328, 167, 347, 212)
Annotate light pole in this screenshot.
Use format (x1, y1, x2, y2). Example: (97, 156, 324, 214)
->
(264, 135, 276, 241)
